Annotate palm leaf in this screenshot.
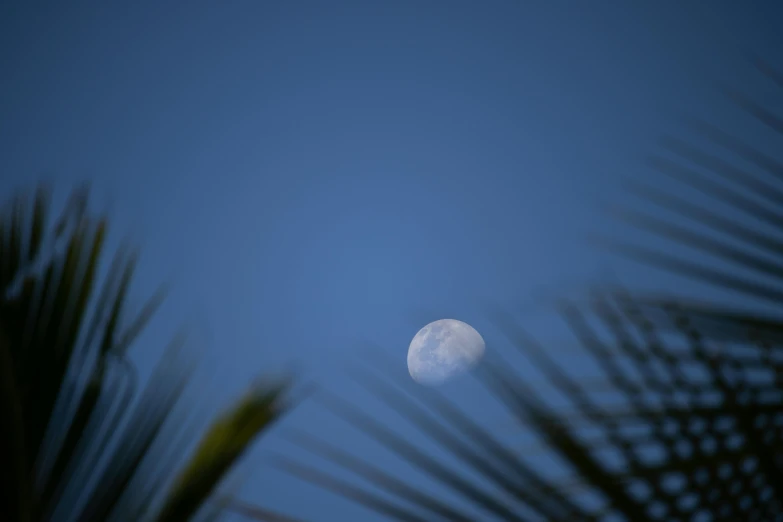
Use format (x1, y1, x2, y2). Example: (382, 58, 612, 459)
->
(605, 58, 783, 309)
(154, 379, 291, 522)
(1, 186, 295, 522)
(275, 58, 783, 520)
(274, 290, 783, 519)
(216, 497, 308, 522)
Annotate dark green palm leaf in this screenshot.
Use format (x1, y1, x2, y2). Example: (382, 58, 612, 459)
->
(154, 379, 291, 522)
(1, 186, 295, 522)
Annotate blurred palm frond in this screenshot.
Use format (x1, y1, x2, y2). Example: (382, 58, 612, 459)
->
(274, 57, 783, 520)
(0, 186, 294, 522)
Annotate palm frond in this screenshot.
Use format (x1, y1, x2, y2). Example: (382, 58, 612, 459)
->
(274, 290, 783, 520)
(154, 379, 291, 522)
(218, 497, 308, 522)
(606, 59, 783, 310)
(1, 186, 294, 522)
(275, 59, 783, 520)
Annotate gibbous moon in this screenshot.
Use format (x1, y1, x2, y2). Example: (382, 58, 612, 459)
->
(407, 319, 485, 386)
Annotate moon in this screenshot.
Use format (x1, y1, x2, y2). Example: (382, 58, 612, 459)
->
(407, 319, 486, 386)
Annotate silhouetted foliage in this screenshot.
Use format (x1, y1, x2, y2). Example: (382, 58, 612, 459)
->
(277, 57, 783, 521)
(0, 186, 297, 522)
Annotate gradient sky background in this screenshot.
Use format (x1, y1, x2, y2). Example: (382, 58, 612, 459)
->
(2, 1, 782, 520)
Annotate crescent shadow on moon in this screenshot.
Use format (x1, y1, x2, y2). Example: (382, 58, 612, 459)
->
(407, 319, 485, 386)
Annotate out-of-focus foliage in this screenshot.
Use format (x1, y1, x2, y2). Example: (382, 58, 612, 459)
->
(0, 186, 296, 522)
(157, 380, 291, 522)
(276, 57, 783, 520)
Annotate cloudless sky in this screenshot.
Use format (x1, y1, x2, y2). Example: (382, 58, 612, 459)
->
(2, 1, 782, 520)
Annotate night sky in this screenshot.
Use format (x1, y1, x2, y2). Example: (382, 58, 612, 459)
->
(2, 1, 782, 520)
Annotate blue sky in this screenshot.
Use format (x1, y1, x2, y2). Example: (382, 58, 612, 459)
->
(2, 1, 782, 520)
